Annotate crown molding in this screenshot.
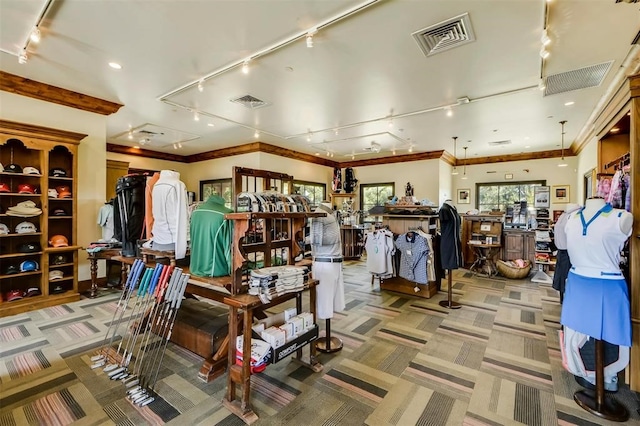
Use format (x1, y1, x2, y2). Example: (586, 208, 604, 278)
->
(341, 150, 445, 168)
(106, 143, 188, 162)
(0, 71, 123, 116)
(252, 142, 339, 167)
(1, 119, 87, 144)
(462, 149, 573, 166)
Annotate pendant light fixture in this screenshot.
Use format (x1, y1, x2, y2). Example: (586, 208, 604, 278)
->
(451, 136, 459, 175)
(558, 120, 568, 167)
(461, 146, 468, 179)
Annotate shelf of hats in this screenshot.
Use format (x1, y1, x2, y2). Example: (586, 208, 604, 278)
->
(1, 125, 82, 316)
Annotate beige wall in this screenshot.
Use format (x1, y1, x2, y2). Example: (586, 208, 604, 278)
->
(0, 91, 107, 281)
(451, 156, 580, 213)
(575, 137, 599, 205)
(106, 152, 189, 177)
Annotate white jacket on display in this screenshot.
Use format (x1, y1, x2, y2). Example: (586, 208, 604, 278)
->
(151, 170, 188, 259)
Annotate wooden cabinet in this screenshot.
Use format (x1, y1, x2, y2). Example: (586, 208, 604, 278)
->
(501, 230, 536, 264)
(0, 120, 84, 317)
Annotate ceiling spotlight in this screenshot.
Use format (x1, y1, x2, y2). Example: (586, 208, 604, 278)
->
(610, 127, 620, 133)
(193, 111, 200, 121)
(242, 60, 250, 74)
(541, 30, 551, 46)
(315, 152, 320, 156)
(326, 151, 330, 157)
(178, 143, 183, 148)
(254, 130, 260, 138)
(197, 79, 204, 92)
(564, 101, 575, 106)
(408, 146, 413, 153)
(351, 155, 355, 160)
(18, 49, 28, 64)
(29, 26, 41, 44)
(538, 79, 546, 91)
(108, 62, 122, 69)
(173, 144, 178, 150)
(207, 123, 215, 127)
(334, 129, 339, 136)
(307, 133, 312, 142)
(539, 48, 550, 59)
(306, 34, 314, 48)
(133, 145, 140, 149)
(388, 118, 394, 128)
(127, 131, 133, 140)
(331, 153, 334, 158)
(392, 149, 396, 155)
(446, 108, 453, 117)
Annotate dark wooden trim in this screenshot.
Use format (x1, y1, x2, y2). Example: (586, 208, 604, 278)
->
(187, 142, 262, 162)
(462, 149, 573, 166)
(341, 150, 445, 168)
(630, 73, 640, 99)
(0, 119, 87, 144)
(106, 143, 188, 162)
(440, 150, 456, 166)
(254, 143, 339, 167)
(0, 71, 123, 115)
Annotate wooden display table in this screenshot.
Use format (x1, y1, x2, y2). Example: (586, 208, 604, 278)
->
(86, 248, 123, 298)
(468, 242, 502, 277)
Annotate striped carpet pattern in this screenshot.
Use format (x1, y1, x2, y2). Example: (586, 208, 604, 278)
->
(1, 262, 639, 425)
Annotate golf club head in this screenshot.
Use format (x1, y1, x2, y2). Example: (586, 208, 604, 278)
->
(90, 360, 106, 369)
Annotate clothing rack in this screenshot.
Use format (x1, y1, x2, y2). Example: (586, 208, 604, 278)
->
(604, 152, 630, 171)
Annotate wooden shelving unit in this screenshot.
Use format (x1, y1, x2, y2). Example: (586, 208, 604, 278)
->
(0, 120, 84, 317)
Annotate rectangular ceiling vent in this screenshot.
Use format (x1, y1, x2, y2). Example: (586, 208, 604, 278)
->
(543, 61, 613, 96)
(231, 94, 270, 109)
(412, 12, 476, 57)
(488, 140, 512, 146)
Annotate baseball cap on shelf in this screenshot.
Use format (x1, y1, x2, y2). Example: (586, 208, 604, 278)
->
(0, 223, 9, 235)
(55, 185, 72, 198)
(4, 164, 22, 173)
(15, 221, 37, 234)
(49, 234, 69, 247)
(17, 242, 42, 253)
(52, 208, 68, 216)
(23, 166, 41, 175)
(49, 270, 64, 281)
(49, 168, 67, 177)
(0, 183, 10, 193)
(48, 188, 59, 198)
(0, 162, 3, 172)
(51, 285, 65, 294)
(20, 260, 39, 272)
(52, 254, 68, 265)
(17, 183, 36, 194)
(6, 290, 24, 302)
(5, 264, 19, 275)
(26, 287, 41, 297)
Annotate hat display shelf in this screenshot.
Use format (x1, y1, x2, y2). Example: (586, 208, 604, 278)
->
(0, 120, 85, 317)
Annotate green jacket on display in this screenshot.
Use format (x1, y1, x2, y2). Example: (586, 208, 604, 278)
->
(189, 195, 233, 277)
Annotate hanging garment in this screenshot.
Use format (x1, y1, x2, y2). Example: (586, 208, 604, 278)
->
(623, 171, 631, 212)
(394, 232, 429, 284)
(97, 203, 114, 241)
(151, 170, 189, 259)
(364, 229, 394, 277)
(189, 195, 233, 277)
(439, 202, 462, 269)
(113, 174, 147, 257)
(551, 207, 578, 301)
(561, 204, 632, 347)
(596, 175, 612, 200)
(144, 172, 160, 239)
(606, 170, 623, 208)
(423, 233, 436, 282)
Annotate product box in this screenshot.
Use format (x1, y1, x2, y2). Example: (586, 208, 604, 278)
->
(283, 307, 297, 321)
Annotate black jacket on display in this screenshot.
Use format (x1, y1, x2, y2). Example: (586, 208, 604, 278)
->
(439, 202, 463, 270)
(114, 174, 147, 257)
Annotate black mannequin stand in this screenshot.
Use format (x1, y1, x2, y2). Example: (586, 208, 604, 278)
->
(574, 339, 629, 422)
(315, 319, 343, 353)
(439, 270, 461, 309)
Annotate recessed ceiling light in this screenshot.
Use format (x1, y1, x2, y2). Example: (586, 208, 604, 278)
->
(610, 127, 620, 133)
(564, 101, 575, 106)
(133, 145, 140, 149)
(207, 123, 215, 127)
(108, 62, 122, 70)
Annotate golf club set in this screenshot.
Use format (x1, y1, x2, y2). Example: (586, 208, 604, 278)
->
(90, 258, 190, 407)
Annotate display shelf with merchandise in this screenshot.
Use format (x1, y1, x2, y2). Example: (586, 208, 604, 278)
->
(531, 208, 555, 284)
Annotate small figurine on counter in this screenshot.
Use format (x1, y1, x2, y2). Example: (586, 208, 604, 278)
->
(405, 182, 414, 197)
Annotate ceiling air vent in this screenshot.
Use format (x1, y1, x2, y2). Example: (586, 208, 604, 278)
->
(230, 94, 270, 109)
(544, 61, 613, 96)
(412, 13, 476, 57)
(488, 140, 511, 146)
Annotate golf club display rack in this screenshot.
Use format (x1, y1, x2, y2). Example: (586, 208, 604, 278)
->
(99, 167, 325, 424)
(0, 120, 82, 317)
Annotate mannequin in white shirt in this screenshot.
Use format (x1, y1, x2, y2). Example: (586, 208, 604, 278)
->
(582, 198, 632, 234)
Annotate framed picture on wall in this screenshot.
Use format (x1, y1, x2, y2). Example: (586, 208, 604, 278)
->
(552, 185, 570, 204)
(534, 186, 550, 208)
(457, 189, 470, 204)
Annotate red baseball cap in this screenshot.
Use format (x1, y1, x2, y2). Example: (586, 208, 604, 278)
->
(6, 290, 24, 302)
(0, 183, 10, 193)
(18, 183, 36, 194)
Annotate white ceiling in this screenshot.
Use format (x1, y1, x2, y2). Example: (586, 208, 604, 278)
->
(1, 0, 638, 161)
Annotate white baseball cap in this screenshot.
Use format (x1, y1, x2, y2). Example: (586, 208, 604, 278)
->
(23, 166, 41, 175)
(0, 223, 9, 235)
(48, 188, 59, 198)
(15, 221, 37, 234)
(49, 270, 64, 280)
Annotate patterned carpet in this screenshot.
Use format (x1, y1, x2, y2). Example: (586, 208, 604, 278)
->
(1, 261, 639, 425)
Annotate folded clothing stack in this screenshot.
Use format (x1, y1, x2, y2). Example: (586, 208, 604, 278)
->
(6, 200, 42, 217)
(249, 266, 309, 300)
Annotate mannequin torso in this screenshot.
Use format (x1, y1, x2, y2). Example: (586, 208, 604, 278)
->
(582, 198, 632, 234)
